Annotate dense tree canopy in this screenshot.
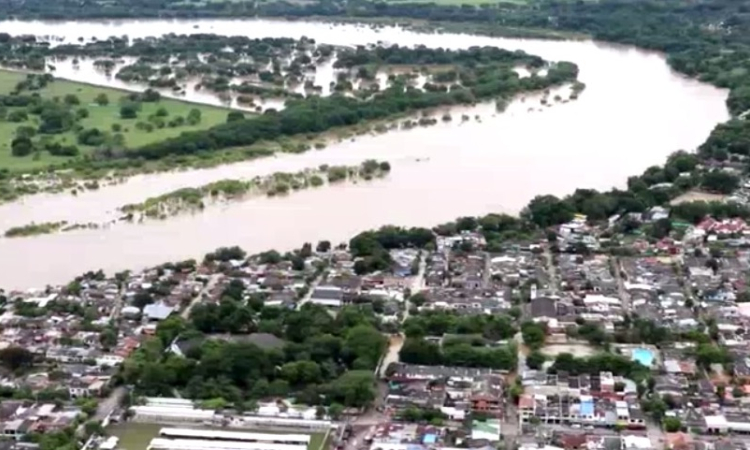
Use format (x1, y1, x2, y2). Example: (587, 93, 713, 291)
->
(404, 311, 517, 341)
(120, 303, 386, 407)
(399, 336, 517, 370)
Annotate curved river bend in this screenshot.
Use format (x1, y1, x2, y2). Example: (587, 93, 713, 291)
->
(0, 19, 730, 289)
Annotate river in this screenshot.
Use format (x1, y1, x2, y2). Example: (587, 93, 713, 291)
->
(0, 19, 730, 289)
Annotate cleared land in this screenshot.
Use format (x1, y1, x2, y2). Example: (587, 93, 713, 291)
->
(669, 189, 727, 205)
(108, 423, 327, 450)
(541, 342, 598, 358)
(0, 70, 232, 172)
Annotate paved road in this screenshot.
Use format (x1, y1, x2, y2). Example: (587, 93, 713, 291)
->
(376, 253, 426, 378)
(401, 252, 426, 324)
(181, 274, 222, 319)
(543, 247, 559, 293)
(94, 386, 126, 422)
(108, 284, 126, 321)
(645, 419, 666, 448)
(297, 272, 325, 310)
(612, 257, 631, 311)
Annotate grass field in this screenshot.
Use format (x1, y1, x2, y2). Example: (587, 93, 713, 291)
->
(107, 423, 329, 450)
(0, 70, 232, 172)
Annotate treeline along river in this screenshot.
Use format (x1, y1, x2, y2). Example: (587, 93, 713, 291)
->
(0, 19, 731, 288)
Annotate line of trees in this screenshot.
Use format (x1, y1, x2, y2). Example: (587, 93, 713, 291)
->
(399, 336, 517, 370)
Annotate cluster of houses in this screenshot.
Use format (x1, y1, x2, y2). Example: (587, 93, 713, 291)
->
(12, 208, 750, 450)
(514, 212, 750, 450)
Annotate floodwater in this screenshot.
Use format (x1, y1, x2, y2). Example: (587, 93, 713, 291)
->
(0, 19, 731, 289)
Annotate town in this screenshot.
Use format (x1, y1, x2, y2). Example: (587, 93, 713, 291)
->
(1, 207, 750, 450)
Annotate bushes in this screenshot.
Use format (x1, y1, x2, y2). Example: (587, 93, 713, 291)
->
(38, 105, 75, 134)
(7, 110, 28, 122)
(120, 103, 139, 119)
(227, 111, 244, 123)
(399, 337, 517, 370)
(77, 128, 107, 146)
(186, 108, 201, 125)
(63, 94, 80, 106)
(94, 93, 109, 106)
(46, 143, 79, 157)
(10, 136, 33, 157)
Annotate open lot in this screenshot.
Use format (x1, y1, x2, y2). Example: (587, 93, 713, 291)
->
(107, 423, 329, 450)
(541, 342, 598, 358)
(0, 70, 231, 172)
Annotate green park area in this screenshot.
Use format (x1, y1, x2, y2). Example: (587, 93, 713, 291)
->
(0, 70, 232, 172)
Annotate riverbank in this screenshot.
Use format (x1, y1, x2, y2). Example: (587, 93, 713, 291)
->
(1, 159, 392, 238)
(0, 19, 729, 289)
(0, 50, 578, 204)
(119, 159, 392, 221)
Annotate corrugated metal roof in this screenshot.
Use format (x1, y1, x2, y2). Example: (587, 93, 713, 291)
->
(159, 428, 310, 444)
(148, 438, 306, 450)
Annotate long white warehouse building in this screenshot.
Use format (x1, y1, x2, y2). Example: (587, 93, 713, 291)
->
(131, 406, 216, 422)
(148, 439, 307, 450)
(159, 429, 311, 445)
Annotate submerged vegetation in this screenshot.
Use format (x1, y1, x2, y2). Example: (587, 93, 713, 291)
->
(2, 159, 391, 237)
(119, 159, 391, 220)
(4, 221, 68, 238)
(0, 0, 748, 236)
(0, 37, 578, 202)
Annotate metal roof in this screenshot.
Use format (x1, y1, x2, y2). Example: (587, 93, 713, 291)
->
(159, 429, 310, 444)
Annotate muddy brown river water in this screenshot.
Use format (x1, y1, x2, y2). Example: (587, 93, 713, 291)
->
(0, 19, 730, 288)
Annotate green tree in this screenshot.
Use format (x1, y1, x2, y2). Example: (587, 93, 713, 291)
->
(526, 350, 546, 370)
(94, 93, 109, 106)
(702, 170, 739, 194)
(410, 292, 427, 307)
(663, 417, 681, 432)
(0, 346, 34, 372)
(227, 111, 245, 123)
(63, 94, 80, 106)
(521, 321, 546, 350)
(328, 370, 376, 407)
(187, 108, 202, 125)
(120, 104, 138, 119)
(99, 327, 118, 350)
(522, 195, 574, 228)
(10, 137, 33, 157)
(328, 403, 344, 420)
(84, 420, 104, 436)
(15, 125, 36, 138)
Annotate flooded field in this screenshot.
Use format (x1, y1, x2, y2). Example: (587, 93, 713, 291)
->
(0, 19, 731, 288)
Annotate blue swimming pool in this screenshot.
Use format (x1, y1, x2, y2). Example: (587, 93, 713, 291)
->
(632, 348, 654, 366)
